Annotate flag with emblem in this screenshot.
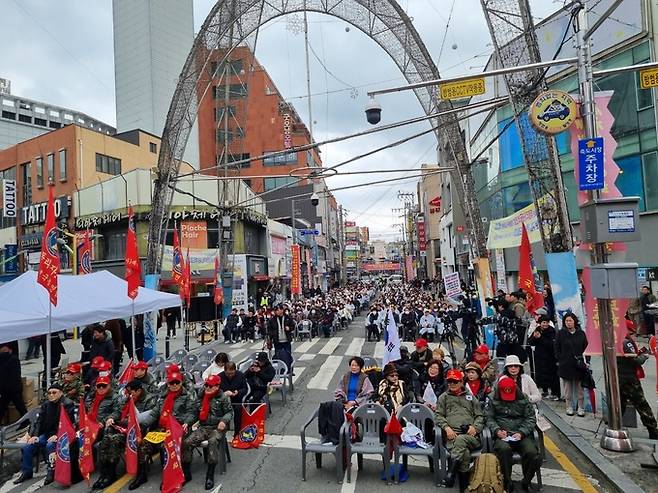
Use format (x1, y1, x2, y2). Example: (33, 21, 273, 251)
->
(37, 186, 60, 305)
(383, 309, 401, 365)
(125, 206, 141, 299)
(162, 415, 185, 493)
(125, 397, 141, 475)
(172, 225, 184, 290)
(213, 255, 223, 305)
(183, 247, 192, 306)
(77, 230, 92, 274)
(518, 223, 543, 314)
(231, 403, 266, 449)
(54, 405, 75, 486)
(78, 399, 101, 484)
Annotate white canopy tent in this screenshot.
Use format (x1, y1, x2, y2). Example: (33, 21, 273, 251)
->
(0, 270, 179, 344)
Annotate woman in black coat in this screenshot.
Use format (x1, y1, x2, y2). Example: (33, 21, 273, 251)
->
(554, 313, 588, 417)
(528, 315, 560, 399)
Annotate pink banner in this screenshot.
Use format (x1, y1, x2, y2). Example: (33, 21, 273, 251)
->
(405, 256, 415, 281)
(569, 92, 628, 355)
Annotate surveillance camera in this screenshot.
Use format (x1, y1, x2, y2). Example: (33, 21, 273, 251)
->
(310, 193, 320, 207)
(365, 97, 382, 125)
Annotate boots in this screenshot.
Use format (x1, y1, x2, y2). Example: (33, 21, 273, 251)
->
(128, 464, 148, 490)
(93, 463, 117, 490)
(205, 464, 216, 490)
(457, 471, 470, 493)
(44, 453, 55, 485)
(182, 462, 192, 483)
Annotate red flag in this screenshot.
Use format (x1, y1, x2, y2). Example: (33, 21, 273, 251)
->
(78, 230, 92, 274)
(231, 404, 266, 449)
(162, 415, 185, 493)
(54, 405, 75, 486)
(125, 206, 141, 299)
(78, 399, 101, 484)
(37, 186, 60, 305)
(518, 223, 543, 314)
(184, 248, 192, 306)
(213, 255, 223, 305)
(384, 413, 403, 456)
(118, 361, 135, 385)
(172, 226, 184, 288)
(125, 398, 141, 476)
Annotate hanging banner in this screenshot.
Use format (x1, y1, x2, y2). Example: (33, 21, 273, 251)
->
(417, 218, 427, 252)
(486, 198, 546, 249)
(570, 91, 628, 355)
(306, 249, 313, 288)
(230, 254, 248, 311)
(545, 252, 586, 327)
(142, 274, 159, 362)
(405, 256, 415, 281)
(494, 249, 507, 291)
(444, 271, 461, 298)
(290, 245, 301, 295)
(2, 179, 16, 217)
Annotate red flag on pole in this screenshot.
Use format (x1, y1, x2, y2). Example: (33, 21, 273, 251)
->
(118, 361, 135, 385)
(78, 230, 92, 274)
(213, 255, 223, 305)
(184, 247, 192, 306)
(125, 206, 141, 299)
(231, 404, 266, 449)
(172, 226, 184, 288)
(54, 405, 75, 486)
(518, 223, 543, 314)
(78, 399, 101, 484)
(37, 186, 60, 305)
(125, 397, 141, 476)
(162, 415, 185, 493)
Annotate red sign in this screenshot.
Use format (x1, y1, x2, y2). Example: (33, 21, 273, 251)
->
(456, 225, 465, 233)
(429, 196, 441, 207)
(362, 262, 401, 272)
(290, 245, 301, 294)
(344, 221, 356, 227)
(417, 219, 426, 252)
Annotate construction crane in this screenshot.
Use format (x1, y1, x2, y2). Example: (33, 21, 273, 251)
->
(480, 0, 574, 253)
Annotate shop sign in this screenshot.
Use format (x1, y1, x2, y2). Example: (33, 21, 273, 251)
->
(4, 244, 18, 273)
(291, 245, 301, 295)
(19, 232, 42, 250)
(270, 235, 287, 255)
(417, 219, 426, 252)
(2, 179, 17, 217)
(439, 77, 485, 100)
(21, 196, 70, 226)
(344, 221, 356, 227)
(283, 113, 292, 148)
(529, 90, 577, 134)
(181, 221, 207, 249)
(75, 212, 122, 229)
(640, 67, 658, 89)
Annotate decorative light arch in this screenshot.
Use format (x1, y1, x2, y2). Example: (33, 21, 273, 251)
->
(146, 0, 483, 273)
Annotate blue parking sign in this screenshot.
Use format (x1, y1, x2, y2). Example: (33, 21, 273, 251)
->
(578, 137, 604, 190)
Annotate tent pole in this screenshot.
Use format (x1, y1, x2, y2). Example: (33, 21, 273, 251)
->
(131, 300, 136, 362)
(46, 303, 52, 391)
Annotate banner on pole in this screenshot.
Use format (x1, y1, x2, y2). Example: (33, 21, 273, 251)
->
(142, 274, 159, 362)
(290, 245, 301, 295)
(495, 249, 507, 291)
(443, 271, 461, 298)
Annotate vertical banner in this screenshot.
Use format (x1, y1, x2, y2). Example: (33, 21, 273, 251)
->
(230, 254, 248, 312)
(142, 274, 159, 362)
(474, 258, 494, 315)
(544, 252, 586, 328)
(569, 91, 629, 355)
(417, 218, 427, 252)
(443, 271, 462, 298)
(2, 179, 17, 217)
(495, 249, 507, 291)
(405, 256, 415, 281)
(306, 249, 313, 289)
(290, 244, 301, 295)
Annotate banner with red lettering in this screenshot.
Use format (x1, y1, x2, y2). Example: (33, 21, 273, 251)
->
(125, 206, 141, 299)
(213, 255, 223, 305)
(518, 223, 543, 314)
(162, 415, 185, 493)
(231, 404, 266, 449)
(37, 186, 60, 305)
(172, 226, 184, 288)
(290, 245, 301, 295)
(125, 398, 141, 476)
(77, 230, 93, 274)
(54, 405, 75, 486)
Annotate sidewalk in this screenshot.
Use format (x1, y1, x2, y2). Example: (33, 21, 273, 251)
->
(541, 343, 658, 493)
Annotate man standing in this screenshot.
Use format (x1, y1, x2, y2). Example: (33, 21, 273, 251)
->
(181, 375, 233, 490)
(267, 304, 294, 371)
(14, 383, 75, 485)
(640, 286, 657, 336)
(434, 369, 484, 492)
(89, 324, 115, 363)
(0, 343, 27, 421)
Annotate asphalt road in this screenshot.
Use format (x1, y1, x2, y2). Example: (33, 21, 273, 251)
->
(2, 313, 618, 493)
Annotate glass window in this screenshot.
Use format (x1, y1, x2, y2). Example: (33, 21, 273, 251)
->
(47, 154, 54, 183)
(149, 142, 157, 153)
(616, 155, 645, 211)
(637, 72, 654, 110)
(21, 162, 31, 205)
(643, 152, 658, 211)
(264, 177, 297, 191)
(561, 171, 579, 222)
(263, 151, 297, 166)
(213, 84, 248, 99)
(95, 153, 121, 175)
(36, 157, 43, 188)
(105, 231, 127, 260)
(215, 106, 236, 121)
(59, 149, 66, 181)
(502, 181, 532, 216)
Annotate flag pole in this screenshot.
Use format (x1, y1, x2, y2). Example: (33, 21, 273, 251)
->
(46, 303, 52, 390)
(131, 299, 137, 362)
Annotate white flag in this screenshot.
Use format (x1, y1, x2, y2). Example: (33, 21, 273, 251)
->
(422, 383, 437, 406)
(383, 309, 401, 365)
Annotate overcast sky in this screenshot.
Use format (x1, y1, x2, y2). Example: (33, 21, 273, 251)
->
(0, 0, 561, 241)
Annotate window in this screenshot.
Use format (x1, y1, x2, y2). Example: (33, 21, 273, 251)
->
(21, 162, 31, 206)
(617, 155, 646, 211)
(18, 114, 32, 124)
(34, 117, 47, 126)
(264, 176, 296, 191)
(105, 231, 127, 260)
(643, 152, 658, 211)
(59, 149, 67, 181)
(149, 142, 157, 153)
(49, 121, 61, 129)
(95, 153, 121, 175)
(36, 157, 43, 188)
(213, 84, 248, 99)
(215, 106, 236, 121)
(228, 153, 250, 168)
(263, 151, 297, 166)
(216, 128, 245, 144)
(211, 59, 244, 76)
(47, 154, 54, 183)
(1, 110, 15, 120)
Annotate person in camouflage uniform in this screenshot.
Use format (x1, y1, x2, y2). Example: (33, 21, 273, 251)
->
(181, 374, 234, 490)
(618, 320, 658, 439)
(128, 371, 197, 490)
(93, 380, 157, 489)
(131, 360, 158, 395)
(59, 362, 85, 402)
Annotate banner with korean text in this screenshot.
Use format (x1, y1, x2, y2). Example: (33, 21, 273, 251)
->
(290, 245, 301, 295)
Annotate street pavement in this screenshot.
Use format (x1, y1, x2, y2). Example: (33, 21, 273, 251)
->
(3, 314, 619, 492)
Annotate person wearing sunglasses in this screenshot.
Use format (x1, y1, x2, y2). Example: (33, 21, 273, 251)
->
(434, 369, 484, 492)
(129, 371, 197, 490)
(181, 374, 234, 490)
(487, 376, 540, 492)
(58, 362, 85, 402)
(14, 383, 75, 485)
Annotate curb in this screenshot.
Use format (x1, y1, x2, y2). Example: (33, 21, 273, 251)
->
(539, 402, 645, 493)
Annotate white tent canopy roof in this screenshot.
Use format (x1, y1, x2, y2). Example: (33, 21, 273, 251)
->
(0, 270, 179, 344)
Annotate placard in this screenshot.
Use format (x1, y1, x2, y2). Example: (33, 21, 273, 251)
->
(443, 271, 461, 298)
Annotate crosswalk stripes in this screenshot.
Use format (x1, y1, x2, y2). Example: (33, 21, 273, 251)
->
(294, 338, 321, 354)
(292, 366, 305, 384)
(318, 337, 343, 355)
(307, 355, 342, 389)
(345, 337, 365, 357)
(373, 341, 384, 359)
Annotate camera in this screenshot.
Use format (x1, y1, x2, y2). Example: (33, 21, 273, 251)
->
(310, 192, 319, 206)
(365, 97, 382, 125)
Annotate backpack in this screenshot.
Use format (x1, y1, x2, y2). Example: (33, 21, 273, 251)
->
(468, 453, 504, 493)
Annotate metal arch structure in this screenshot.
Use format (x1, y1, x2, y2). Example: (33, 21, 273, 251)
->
(146, 0, 488, 274)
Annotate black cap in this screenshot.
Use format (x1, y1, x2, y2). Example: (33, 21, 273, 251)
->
(256, 352, 269, 362)
(125, 380, 143, 391)
(48, 382, 63, 391)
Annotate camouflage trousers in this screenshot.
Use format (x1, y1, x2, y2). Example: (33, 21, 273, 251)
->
(445, 434, 480, 472)
(181, 427, 224, 465)
(620, 377, 658, 432)
(98, 430, 125, 465)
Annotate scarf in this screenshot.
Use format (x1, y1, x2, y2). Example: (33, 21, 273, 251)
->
(477, 357, 490, 370)
(199, 389, 219, 422)
(159, 390, 181, 428)
(467, 379, 481, 397)
(89, 392, 107, 423)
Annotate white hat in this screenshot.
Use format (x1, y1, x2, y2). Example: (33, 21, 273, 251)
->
(504, 355, 522, 367)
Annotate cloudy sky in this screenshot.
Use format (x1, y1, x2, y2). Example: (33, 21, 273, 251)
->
(0, 0, 561, 240)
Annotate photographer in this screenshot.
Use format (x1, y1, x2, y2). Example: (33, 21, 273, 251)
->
(493, 299, 527, 363)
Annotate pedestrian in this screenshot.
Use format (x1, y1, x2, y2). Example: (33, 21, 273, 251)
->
(131, 360, 158, 395)
(181, 374, 233, 490)
(640, 286, 657, 335)
(375, 363, 412, 414)
(617, 319, 658, 439)
(554, 312, 588, 417)
(469, 344, 497, 387)
(244, 353, 275, 403)
(0, 343, 27, 420)
(464, 361, 489, 403)
(528, 315, 560, 400)
(266, 304, 294, 371)
(104, 319, 124, 375)
(25, 335, 41, 360)
(410, 338, 433, 374)
(223, 308, 241, 343)
(89, 324, 115, 363)
(416, 359, 445, 409)
(219, 362, 248, 433)
(41, 332, 66, 378)
(164, 306, 181, 338)
(501, 355, 542, 405)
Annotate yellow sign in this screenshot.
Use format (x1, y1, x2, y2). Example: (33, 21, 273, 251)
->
(144, 431, 169, 444)
(529, 90, 577, 134)
(640, 68, 658, 89)
(439, 78, 485, 100)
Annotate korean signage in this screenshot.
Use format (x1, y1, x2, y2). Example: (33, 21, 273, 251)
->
(577, 137, 604, 190)
(75, 212, 122, 229)
(417, 219, 426, 252)
(4, 244, 18, 273)
(181, 221, 208, 249)
(344, 221, 356, 227)
(290, 245, 301, 295)
(270, 235, 287, 256)
(362, 262, 400, 272)
(21, 196, 70, 226)
(443, 271, 462, 298)
(639, 67, 658, 89)
(283, 113, 292, 149)
(439, 78, 485, 100)
(429, 196, 441, 214)
(19, 233, 41, 250)
(230, 254, 248, 311)
(529, 90, 577, 134)
(2, 179, 17, 217)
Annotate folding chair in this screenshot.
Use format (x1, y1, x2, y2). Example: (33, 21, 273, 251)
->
(342, 403, 391, 484)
